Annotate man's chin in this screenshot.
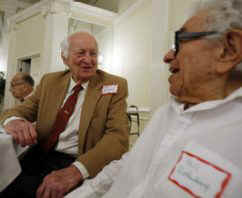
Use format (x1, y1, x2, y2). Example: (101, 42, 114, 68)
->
(170, 87, 181, 97)
(170, 88, 194, 104)
(75, 73, 96, 82)
(175, 95, 201, 106)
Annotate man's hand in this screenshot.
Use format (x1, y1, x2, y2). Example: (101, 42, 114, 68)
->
(36, 165, 83, 198)
(4, 119, 37, 146)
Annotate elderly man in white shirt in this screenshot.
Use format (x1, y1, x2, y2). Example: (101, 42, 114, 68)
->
(66, 0, 242, 197)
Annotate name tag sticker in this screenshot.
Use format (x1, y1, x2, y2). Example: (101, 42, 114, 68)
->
(102, 85, 118, 95)
(168, 151, 231, 198)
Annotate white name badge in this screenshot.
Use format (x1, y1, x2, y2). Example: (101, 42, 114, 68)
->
(102, 85, 118, 95)
(168, 151, 231, 198)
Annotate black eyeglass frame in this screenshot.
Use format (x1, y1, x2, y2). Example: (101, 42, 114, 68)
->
(174, 30, 218, 55)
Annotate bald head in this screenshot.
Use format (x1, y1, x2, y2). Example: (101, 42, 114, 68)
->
(12, 72, 34, 86)
(12, 72, 24, 82)
(10, 72, 34, 101)
(69, 32, 98, 45)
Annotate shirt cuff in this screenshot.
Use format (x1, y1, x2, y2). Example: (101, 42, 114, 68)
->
(73, 161, 90, 179)
(3, 116, 25, 126)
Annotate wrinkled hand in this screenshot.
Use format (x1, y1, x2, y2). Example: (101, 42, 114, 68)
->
(4, 119, 37, 146)
(36, 165, 83, 198)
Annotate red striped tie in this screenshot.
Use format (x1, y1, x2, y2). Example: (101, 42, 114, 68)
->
(41, 83, 83, 151)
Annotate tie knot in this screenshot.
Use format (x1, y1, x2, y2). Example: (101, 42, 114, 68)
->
(72, 83, 83, 93)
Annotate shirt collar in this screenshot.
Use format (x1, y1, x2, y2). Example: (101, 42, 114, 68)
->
(171, 87, 242, 114)
(68, 78, 89, 93)
(23, 92, 33, 100)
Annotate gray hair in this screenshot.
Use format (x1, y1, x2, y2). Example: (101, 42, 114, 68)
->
(192, 0, 242, 71)
(60, 32, 99, 59)
(60, 37, 70, 58)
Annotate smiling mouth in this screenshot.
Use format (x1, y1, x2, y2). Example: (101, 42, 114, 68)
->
(82, 66, 92, 69)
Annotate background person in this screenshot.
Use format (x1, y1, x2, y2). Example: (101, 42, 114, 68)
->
(10, 72, 34, 102)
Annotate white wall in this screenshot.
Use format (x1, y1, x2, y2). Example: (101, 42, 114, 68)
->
(95, 27, 113, 72)
(152, 0, 170, 111)
(15, 14, 45, 58)
(113, 0, 152, 111)
(4, 13, 45, 108)
(0, 0, 37, 72)
(0, 27, 8, 72)
(69, 20, 92, 34)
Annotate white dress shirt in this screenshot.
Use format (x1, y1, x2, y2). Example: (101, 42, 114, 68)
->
(4, 78, 90, 178)
(66, 88, 242, 198)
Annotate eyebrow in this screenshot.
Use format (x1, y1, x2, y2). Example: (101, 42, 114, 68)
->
(11, 81, 25, 85)
(71, 48, 97, 52)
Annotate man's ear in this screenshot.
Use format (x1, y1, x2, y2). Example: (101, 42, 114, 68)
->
(216, 29, 242, 74)
(61, 52, 67, 65)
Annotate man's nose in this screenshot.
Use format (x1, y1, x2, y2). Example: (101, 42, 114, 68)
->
(163, 50, 175, 63)
(82, 53, 92, 63)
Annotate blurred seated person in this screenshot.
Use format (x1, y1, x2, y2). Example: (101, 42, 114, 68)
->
(10, 72, 34, 102)
(66, 0, 242, 197)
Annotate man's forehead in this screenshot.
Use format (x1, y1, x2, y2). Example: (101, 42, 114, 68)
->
(69, 33, 97, 44)
(11, 79, 24, 84)
(11, 76, 22, 82)
(11, 77, 25, 85)
(182, 11, 209, 32)
(69, 38, 97, 50)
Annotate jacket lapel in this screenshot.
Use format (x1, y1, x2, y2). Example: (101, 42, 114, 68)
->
(39, 71, 71, 136)
(53, 73, 71, 110)
(78, 73, 103, 152)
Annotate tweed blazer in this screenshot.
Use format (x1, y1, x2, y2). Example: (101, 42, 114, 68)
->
(0, 69, 129, 177)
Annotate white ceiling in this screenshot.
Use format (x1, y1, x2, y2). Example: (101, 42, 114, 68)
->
(0, 0, 32, 16)
(18, 0, 120, 12)
(0, 0, 120, 20)
(17, 0, 120, 13)
(19, 0, 39, 3)
(75, 0, 119, 12)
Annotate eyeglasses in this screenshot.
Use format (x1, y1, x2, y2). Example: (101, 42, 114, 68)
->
(173, 30, 218, 56)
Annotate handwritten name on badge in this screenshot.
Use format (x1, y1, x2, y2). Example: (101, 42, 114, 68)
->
(102, 85, 118, 95)
(168, 151, 231, 198)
